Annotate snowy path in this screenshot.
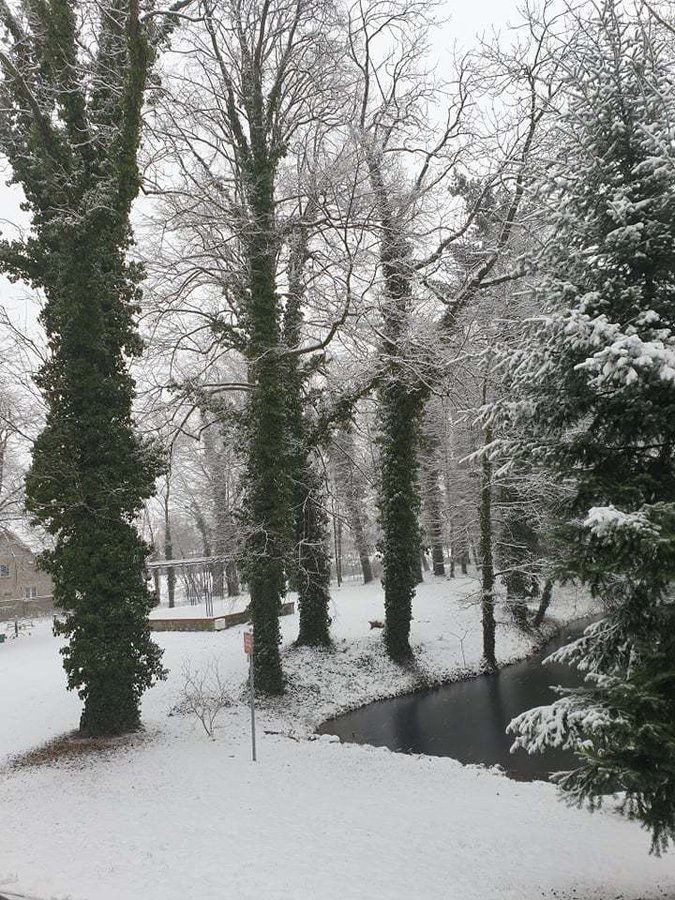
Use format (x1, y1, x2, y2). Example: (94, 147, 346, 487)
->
(2, 577, 674, 900)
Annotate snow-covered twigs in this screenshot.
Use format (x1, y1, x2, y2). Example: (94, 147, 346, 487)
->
(177, 658, 235, 739)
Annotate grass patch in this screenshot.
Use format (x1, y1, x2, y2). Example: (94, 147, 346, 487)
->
(8, 729, 148, 769)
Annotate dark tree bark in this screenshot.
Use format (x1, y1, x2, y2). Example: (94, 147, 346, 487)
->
(423, 466, 446, 576)
(284, 212, 332, 647)
(332, 428, 374, 584)
(6, 0, 167, 734)
(294, 461, 332, 646)
(226, 560, 240, 597)
(533, 579, 553, 627)
(421, 417, 446, 577)
(367, 151, 425, 662)
(479, 424, 496, 670)
(333, 516, 343, 588)
(164, 486, 176, 609)
(199, 5, 310, 693)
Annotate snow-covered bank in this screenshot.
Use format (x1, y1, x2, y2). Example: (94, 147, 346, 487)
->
(1, 576, 674, 900)
(267, 577, 591, 736)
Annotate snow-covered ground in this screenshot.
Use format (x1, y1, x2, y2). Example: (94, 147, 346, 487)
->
(1, 575, 674, 900)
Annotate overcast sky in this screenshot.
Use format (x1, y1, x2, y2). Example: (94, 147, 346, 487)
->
(0, 0, 522, 335)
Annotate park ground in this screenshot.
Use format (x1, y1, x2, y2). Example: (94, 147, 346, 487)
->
(1, 575, 675, 900)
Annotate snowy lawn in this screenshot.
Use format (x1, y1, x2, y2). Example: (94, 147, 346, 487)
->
(2, 575, 674, 900)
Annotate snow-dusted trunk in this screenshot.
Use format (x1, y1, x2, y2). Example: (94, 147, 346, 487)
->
(350, 505, 373, 584)
(368, 150, 425, 662)
(332, 428, 374, 584)
(0, 432, 6, 501)
(333, 516, 343, 587)
(533, 578, 553, 627)
(422, 460, 446, 576)
(284, 213, 332, 647)
(243, 166, 289, 692)
(164, 487, 175, 609)
(479, 423, 496, 670)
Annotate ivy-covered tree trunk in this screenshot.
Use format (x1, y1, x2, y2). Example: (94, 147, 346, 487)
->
(199, 0, 336, 692)
(0, 0, 167, 734)
(378, 376, 424, 661)
(243, 168, 289, 693)
(283, 217, 332, 647)
(294, 460, 332, 646)
(368, 153, 425, 662)
(479, 424, 496, 671)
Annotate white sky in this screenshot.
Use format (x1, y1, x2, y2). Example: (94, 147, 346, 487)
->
(0, 0, 522, 336)
(441, 0, 519, 44)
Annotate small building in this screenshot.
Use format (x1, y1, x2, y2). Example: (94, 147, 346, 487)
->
(0, 528, 54, 621)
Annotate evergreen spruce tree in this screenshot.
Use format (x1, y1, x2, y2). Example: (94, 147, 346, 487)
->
(505, 3, 675, 852)
(0, 0, 168, 734)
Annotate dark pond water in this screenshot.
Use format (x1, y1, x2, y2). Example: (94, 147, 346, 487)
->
(318, 619, 595, 781)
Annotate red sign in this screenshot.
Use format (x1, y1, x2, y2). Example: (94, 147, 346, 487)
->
(243, 631, 253, 655)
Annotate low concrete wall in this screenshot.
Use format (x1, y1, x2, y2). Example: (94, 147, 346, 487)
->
(0, 596, 54, 622)
(150, 601, 295, 633)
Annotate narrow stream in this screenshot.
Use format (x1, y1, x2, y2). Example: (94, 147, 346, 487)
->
(318, 618, 595, 781)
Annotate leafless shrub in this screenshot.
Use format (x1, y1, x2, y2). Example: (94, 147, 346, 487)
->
(178, 659, 235, 739)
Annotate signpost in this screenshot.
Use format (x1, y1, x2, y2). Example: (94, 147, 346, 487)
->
(244, 631, 257, 762)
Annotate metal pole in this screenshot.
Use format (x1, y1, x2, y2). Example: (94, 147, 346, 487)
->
(249, 649, 257, 762)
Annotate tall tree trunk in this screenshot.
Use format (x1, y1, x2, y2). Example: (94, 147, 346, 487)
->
(226, 560, 240, 597)
(164, 487, 175, 609)
(421, 412, 446, 576)
(245, 235, 288, 694)
(295, 461, 332, 646)
(0, 433, 7, 501)
(368, 152, 425, 662)
(352, 511, 373, 584)
(533, 579, 554, 627)
(379, 376, 424, 659)
(14, 0, 167, 734)
(333, 515, 343, 587)
(480, 424, 496, 670)
(448, 527, 456, 578)
(284, 210, 332, 646)
(191, 504, 212, 557)
(423, 463, 446, 576)
(152, 568, 161, 607)
(332, 429, 374, 584)
(211, 494, 229, 599)
(499, 480, 539, 631)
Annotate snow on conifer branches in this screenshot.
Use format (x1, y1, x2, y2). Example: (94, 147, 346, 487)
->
(492, 1, 675, 854)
